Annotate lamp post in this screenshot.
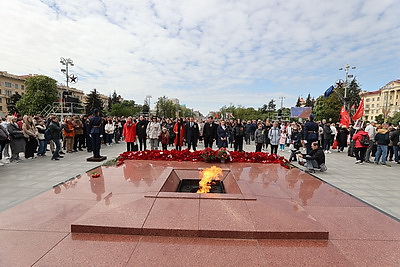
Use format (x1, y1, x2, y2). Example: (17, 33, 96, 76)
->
(60, 57, 77, 116)
(338, 64, 356, 111)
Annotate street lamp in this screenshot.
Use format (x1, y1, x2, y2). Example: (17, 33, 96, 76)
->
(60, 57, 77, 116)
(338, 64, 356, 111)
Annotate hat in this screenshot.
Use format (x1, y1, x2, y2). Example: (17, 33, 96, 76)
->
(93, 108, 99, 114)
(370, 120, 377, 124)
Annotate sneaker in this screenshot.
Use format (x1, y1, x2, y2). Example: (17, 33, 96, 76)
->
(355, 160, 361, 164)
(381, 163, 391, 167)
(359, 162, 364, 165)
(324, 150, 328, 154)
(0, 162, 4, 166)
(327, 150, 332, 154)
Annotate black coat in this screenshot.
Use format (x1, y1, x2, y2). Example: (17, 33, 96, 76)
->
(136, 120, 148, 137)
(184, 122, 199, 141)
(203, 122, 218, 139)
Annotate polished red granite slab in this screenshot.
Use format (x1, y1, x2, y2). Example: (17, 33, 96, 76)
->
(70, 161, 329, 239)
(0, 160, 399, 266)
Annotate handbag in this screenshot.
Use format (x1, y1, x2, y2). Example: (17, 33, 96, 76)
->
(133, 141, 139, 151)
(332, 140, 338, 149)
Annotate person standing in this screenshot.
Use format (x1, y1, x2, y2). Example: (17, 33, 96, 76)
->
(36, 120, 47, 156)
(390, 124, 399, 164)
(48, 116, 63, 161)
(174, 118, 185, 151)
(184, 117, 199, 151)
(217, 120, 229, 148)
(22, 116, 38, 159)
(364, 121, 376, 162)
(233, 119, 245, 152)
(136, 115, 148, 151)
(352, 127, 369, 164)
(122, 117, 137, 151)
(104, 119, 115, 146)
(268, 121, 280, 154)
(160, 127, 170, 151)
(374, 124, 390, 166)
(303, 114, 319, 154)
(63, 117, 75, 153)
(146, 116, 161, 150)
(202, 116, 218, 148)
(336, 125, 349, 152)
(73, 116, 85, 151)
(322, 122, 332, 153)
(254, 124, 265, 152)
(88, 109, 104, 158)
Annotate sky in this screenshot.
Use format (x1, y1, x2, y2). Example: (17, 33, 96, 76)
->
(1, 0, 400, 115)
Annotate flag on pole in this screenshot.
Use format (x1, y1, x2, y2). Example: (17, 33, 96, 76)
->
(324, 85, 334, 98)
(339, 106, 351, 127)
(13, 112, 17, 117)
(352, 99, 364, 121)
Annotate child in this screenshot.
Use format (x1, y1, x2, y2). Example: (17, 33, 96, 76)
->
(279, 130, 287, 151)
(160, 127, 170, 151)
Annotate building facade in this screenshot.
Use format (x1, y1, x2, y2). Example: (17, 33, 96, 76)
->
(361, 80, 400, 121)
(0, 71, 30, 117)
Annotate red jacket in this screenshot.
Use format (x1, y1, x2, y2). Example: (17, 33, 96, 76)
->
(123, 122, 136, 142)
(173, 123, 185, 147)
(352, 130, 369, 148)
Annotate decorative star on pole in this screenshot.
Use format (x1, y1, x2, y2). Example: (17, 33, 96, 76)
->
(335, 79, 344, 88)
(69, 74, 78, 83)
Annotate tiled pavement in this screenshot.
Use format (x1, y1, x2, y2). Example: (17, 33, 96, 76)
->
(0, 141, 399, 220)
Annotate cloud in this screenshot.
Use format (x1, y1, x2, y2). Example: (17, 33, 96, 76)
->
(1, 0, 400, 115)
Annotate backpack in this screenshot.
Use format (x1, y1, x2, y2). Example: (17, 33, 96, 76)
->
(44, 128, 53, 141)
(360, 134, 369, 146)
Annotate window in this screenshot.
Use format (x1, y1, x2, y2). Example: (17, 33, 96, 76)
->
(6, 90, 12, 96)
(0, 98, 2, 103)
(372, 98, 375, 101)
(366, 98, 370, 102)
(366, 104, 370, 108)
(14, 84, 18, 89)
(377, 97, 380, 101)
(371, 104, 374, 108)
(377, 104, 380, 108)
(5, 82, 12, 88)
(0, 106, 2, 111)
(21, 85, 25, 90)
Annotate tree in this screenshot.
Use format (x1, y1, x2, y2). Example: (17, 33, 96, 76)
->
(156, 96, 177, 118)
(85, 89, 104, 115)
(16, 75, 58, 115)
(7, 92, 22, 115)
(375, 114, 384, 124)
(305, 93, 315, 108)
(345, 78, 362, 117)
(296, 97, 302, 107)
(313, 95, 342, 122)
(388, 111, 400, 125)
(109, 100, 141, 117)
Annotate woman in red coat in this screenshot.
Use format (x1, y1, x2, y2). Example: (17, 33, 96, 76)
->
(352, 127, 369, 164)
(123, 117, 137, 151)
(173, 118, 185, 151)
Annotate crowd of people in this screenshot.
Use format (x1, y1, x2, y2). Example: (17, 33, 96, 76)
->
(0, 113, 399, 169)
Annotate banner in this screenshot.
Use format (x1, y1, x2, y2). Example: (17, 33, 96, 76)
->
(352, 99, 364, 121)
(290, 107, 312, 118)
(339, 106, 351, 127)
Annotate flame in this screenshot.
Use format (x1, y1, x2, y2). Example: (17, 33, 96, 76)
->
(197, 166, 223, 193)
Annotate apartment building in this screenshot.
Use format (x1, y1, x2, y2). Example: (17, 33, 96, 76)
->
(361, 80, 400, 121)
(0, 71, 31, 117)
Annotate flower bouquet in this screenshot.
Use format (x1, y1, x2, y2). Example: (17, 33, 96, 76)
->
(201, 148, 216, 162)
(216, 148, 231, 163)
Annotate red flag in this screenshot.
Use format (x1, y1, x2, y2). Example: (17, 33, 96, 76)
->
(340, 106, 351, 127)
(13, 112, 17, 117)
(352, 99, 364, 121)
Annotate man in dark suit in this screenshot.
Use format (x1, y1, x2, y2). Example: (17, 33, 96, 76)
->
(88, 109, 104, 158)
(202, 116, 218, 148)
(184, 117, 200, 151)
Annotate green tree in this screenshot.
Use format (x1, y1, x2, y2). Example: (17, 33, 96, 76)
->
(313, 95, 342, 122)
(142, 104, 150, 115)
(156, 96, 177, 118)
(296, 97, 302, 107)
(375, 114, 384, 124)
(345, 78, 362, 117)
(109, 100, 141, 117)
(108, 90, 121, 111)
(85, 89, 104, 115)
(388, 111, 400, 125)
(7, 92, 22, 115)
(305, 93, 315, 108)
(16, 75, 58, 115)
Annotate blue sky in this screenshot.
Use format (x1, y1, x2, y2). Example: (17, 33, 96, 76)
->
(1, 0, 399, 115)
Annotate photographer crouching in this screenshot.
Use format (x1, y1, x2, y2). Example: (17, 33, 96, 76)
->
(297, 141, 327, 173)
